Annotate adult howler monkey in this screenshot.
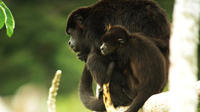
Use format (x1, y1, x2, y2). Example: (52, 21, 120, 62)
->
(100, 25, 166, 112)
(66, 0, 170, 111)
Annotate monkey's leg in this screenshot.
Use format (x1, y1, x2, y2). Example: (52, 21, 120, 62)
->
(125, 90, 154, 112)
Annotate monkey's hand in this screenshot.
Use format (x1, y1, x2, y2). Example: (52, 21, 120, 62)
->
(77, 51, 88, 62)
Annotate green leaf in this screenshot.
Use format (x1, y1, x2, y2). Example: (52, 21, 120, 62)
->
(0, 1, 15, 37)
(0, 5, 6, 29)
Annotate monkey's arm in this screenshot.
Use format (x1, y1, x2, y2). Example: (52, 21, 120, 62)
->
(86, 53, 111, 86)
(79, 65, 106, 111)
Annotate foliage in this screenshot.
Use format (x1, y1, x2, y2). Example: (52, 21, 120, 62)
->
(0, 0, 94, 96)
(0, 0, 15, 37)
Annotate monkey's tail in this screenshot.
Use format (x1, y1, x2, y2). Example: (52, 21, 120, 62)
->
(80, 91, 106, 111)
(79, 66, 106, 111)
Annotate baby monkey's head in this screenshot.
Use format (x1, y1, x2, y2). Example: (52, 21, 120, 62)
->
(100, 25, 130, 55)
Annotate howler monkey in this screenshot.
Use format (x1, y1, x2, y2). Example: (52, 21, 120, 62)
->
(100, 25, 166, 112)
(66, 0, 170, 111)
(85, 47, 133, 106)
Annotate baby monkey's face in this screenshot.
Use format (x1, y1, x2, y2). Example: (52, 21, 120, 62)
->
(100, 25, 129, 55)
(100, 35, 126, 55)
(100, 42, 116, 55)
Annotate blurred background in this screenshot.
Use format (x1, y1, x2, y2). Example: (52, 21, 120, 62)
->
(0, 0, 199, 112)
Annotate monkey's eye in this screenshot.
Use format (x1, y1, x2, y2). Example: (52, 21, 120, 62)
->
(74, 15, 84, 27)
(67, 28, 73, 35)
(76, 17, 83, 24)
(118, 38, 125, 44)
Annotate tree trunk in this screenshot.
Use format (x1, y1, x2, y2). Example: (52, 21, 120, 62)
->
(169, 0, 200, 111)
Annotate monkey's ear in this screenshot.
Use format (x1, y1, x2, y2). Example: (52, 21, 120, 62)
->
(118, 38, 125, 44)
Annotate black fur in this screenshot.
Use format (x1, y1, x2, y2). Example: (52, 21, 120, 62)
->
(101, 25, 166, 112)
(66, 0, 170, 111)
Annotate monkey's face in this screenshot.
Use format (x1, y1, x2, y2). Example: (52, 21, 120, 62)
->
(67, 27, 90, 61)
(66, 8, 91, 61)
(100, 25, 129, 55)
(100, 43, 116, 55)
